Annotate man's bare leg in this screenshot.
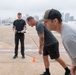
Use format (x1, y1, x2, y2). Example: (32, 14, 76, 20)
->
(40, 55, 50, 75)
(55, 57, 70, 75)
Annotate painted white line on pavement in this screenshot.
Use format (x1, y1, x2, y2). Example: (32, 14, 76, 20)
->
(0, 49, 66, 53)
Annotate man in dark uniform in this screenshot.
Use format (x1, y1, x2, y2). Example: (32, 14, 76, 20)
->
(13, 13, 26, 59)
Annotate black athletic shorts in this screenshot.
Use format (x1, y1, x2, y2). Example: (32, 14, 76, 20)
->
(43, 42, 60, 59)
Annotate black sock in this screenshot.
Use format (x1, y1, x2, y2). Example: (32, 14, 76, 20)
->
(65, 67, 70, 72)
(46, 68, 50, 73)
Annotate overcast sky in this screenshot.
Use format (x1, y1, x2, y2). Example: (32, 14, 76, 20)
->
(0, 0, 76, 19)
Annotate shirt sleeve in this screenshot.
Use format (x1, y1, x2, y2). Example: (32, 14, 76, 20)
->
(24, 21, 26, 26)
(36, 24, 44, 35)
(63, 35, 76, 58)
(13, 21, 15, 26)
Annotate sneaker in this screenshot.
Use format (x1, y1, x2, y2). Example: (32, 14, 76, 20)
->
(22, 56, 25, 59)
(65, 69, 70, 75)
(13, 55, 18, 59)
(40, 72, 50, 75)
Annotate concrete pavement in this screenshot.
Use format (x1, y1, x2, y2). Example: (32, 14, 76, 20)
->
(0, 26, 71, 75)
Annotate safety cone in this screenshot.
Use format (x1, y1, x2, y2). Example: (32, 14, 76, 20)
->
(32, 57, 36, 63)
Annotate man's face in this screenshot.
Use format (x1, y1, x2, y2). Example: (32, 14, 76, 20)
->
(27, 19, 35, 27)
(44, 20, 55, 30)
(17, 15, 22, 19)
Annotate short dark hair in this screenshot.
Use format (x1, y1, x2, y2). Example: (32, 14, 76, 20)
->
(18, 13, 22, 15)
(27, 16, 34, 21)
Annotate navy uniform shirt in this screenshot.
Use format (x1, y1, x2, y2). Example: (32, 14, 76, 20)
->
(13, 19, 26, 32)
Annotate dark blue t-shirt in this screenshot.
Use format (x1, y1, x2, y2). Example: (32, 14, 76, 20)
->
(13, 19, 26, 31)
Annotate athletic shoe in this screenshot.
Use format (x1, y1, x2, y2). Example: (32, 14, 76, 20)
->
(22, 56, 25, 59)
(40, 72, 50, 75)
(13, 55, 18, 59)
